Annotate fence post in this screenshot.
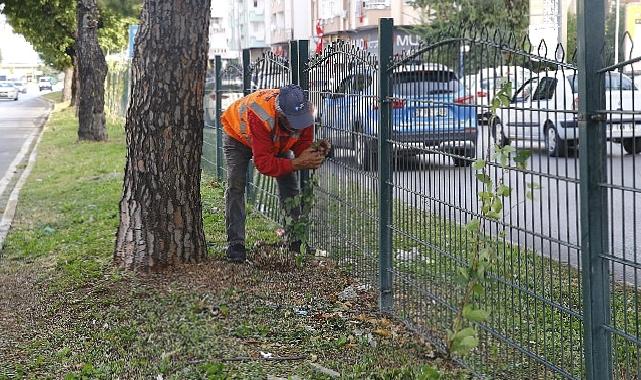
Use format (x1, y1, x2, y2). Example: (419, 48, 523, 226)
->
(242, 49, 256, 202)
(577, 0, 612, 379)
(296, 40, 311, 193)
(378, 18, 394, 313)
(290, 40, 299, 85)
(243, 49, 252, 96)
(215, 55, 223, 181)
(124, 64, 131, 117)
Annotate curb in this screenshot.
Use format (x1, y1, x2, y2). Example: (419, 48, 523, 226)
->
(0, 97, 54, 251)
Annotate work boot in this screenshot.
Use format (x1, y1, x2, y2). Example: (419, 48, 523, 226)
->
(226, 243, 246, 263)
(288, 240, 302, 254)
(289, 240, 314, 255)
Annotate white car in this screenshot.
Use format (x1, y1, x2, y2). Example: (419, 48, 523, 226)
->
(0, 82, 19, 101)
(38, 77, 53, 91)
(473, 66, 532, 123)
(11, 81, 27, 93)
(493, 71, 641, 156)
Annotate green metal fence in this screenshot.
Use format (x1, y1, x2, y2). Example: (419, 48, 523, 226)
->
(206, 10, 641, 378)
(104, 61, 130, 119)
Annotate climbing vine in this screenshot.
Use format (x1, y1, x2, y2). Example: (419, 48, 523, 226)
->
(447, 82, 536, 357)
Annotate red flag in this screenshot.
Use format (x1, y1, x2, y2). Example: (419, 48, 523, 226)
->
(315, 20, 324, 54)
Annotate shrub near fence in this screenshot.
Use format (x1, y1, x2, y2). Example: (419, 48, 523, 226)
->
(209, 15, 639, 380)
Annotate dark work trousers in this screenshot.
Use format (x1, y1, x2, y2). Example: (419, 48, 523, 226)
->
(223, 133, 300, 246)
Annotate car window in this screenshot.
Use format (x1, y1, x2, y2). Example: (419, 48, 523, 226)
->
(392, 70, 459, 97)
(513, 78, 539, 102)
(351, 74, 372, 93)
(607, 73, 636, 90)
(334, 75, 352, 95)
(0, 83, 12, 88)
(532, 77, 557, 101)
(568, 73, 637, 92)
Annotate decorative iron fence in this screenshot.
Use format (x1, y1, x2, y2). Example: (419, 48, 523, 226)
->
(203, 14, 640, 380)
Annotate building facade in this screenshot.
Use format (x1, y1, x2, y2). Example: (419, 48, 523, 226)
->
(270, 0, 312, 56)
(209, 2, 237, 59)
(229, 0, 270, 59)
(310, 0, 422, 55)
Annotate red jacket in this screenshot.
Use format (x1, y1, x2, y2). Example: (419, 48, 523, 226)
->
(247, 110, 313, 177)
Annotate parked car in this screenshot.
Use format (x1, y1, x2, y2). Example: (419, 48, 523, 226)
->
(473, 66, 532, 124)
(11, 81, 27, 93)
(0, 82, 19, 101)
(316, 64, 477, 169)
(39, 77, 53, 91)
(493, 71, 641, 156)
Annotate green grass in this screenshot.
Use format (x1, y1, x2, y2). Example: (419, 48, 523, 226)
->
(41, 91, 63, 103)
(0, 102, 464, 379)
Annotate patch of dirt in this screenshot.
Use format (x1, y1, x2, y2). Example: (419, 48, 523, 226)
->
(0, 261, 50, 362)
(249, 241, 299, 271)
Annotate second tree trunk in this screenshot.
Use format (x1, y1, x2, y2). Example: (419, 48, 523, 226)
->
(76, 0, 107, 141)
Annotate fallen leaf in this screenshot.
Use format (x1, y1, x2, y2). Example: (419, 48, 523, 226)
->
(373, 328, 392, 338)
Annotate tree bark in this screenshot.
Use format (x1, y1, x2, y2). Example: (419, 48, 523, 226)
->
(62, 65, 73, 102)
(114, 0, 210, 270)
(76, 0, 107, 141)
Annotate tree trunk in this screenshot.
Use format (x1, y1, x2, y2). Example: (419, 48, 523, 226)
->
(76, 0, 107, 141)
(114, 0, 210, 270)
(62, 65, 73, 102)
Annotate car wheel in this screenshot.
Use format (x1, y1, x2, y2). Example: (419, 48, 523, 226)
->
(453, 157, 472, 167)
(453, 148, 476, 167)
(545, 124, 567, 157)
(355, 133, 377, 171)
(492, 121, 510, 148)
(622, 137, 641, 154)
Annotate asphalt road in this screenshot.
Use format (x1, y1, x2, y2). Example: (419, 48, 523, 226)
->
(325, 124, 641, 282)
(0, 85, 52, 200)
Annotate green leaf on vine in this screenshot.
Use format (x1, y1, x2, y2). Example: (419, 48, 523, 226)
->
(513, 150, 532, 170)
(465, 219, 481, 234)
(471, 283, 484, 295)
(472, 159, 486, 170)
(463, 305, 490, 322)
(498, 184, 511, 197)
(475, 173, 493, 186)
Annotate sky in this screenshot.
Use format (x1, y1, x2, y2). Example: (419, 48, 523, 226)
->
(0, 14, 41, 66)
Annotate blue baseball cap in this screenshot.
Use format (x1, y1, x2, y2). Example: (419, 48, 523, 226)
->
(276, 84, 314, 130)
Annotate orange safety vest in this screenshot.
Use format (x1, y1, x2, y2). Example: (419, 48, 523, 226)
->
(221, 89, 300, 153)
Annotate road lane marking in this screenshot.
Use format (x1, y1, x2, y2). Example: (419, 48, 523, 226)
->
(0, 125, 46, 250)
(0, 129, 38, 199)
